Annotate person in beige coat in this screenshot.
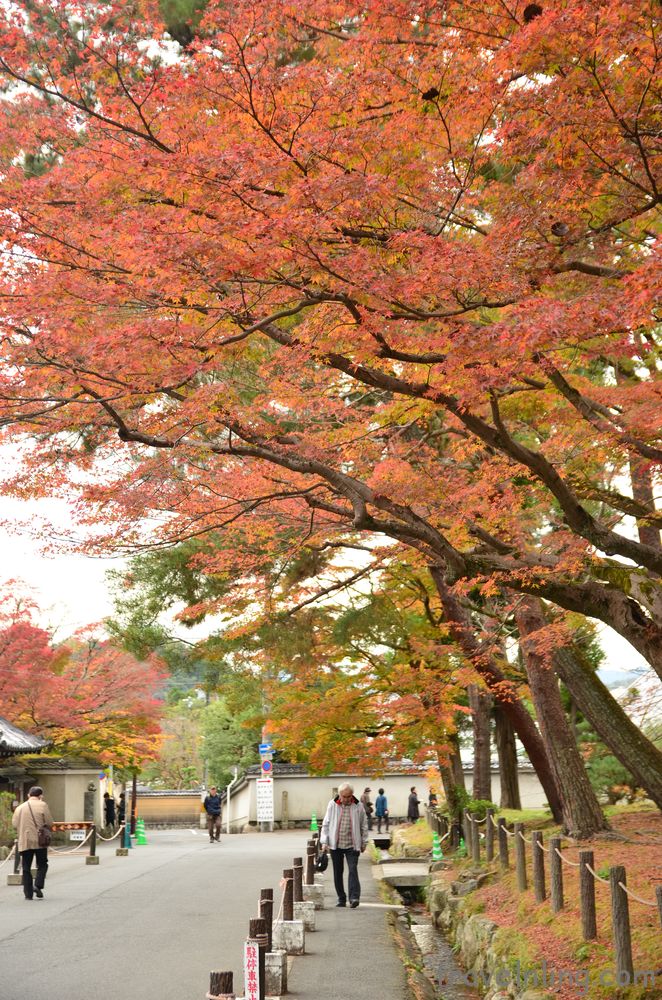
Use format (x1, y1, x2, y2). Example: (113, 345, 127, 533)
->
(12, 786, 54, 900)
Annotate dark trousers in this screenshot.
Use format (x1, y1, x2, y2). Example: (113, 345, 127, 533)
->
(376, 814, 389, 833)
(207, 814, 221, 840)
(21, 848, 48, 899)
(330, 848, 360, 904)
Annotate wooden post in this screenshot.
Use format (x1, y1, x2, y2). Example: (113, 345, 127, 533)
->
(579, 850, 597, 940)
(485, 808, 494, 863)
(292, 857, 303, 903)
(514, 823, 527, 892)
(209, 971, 234, 998)
(305, 842, 316, 885)
(471, 814, 481, 864)
(610, 866, 634, 986)
(656, 885, 662, 928)
(89, 824, 97, 858)
(451, 820, 460, 851)
(283, 868, 294, 922)
(531, 832, 545, 902)
(498, 818, 509, 869)
(13, 840, 20, 875)
(249, 917, 268, 1000)
(259, 889, 273, 953)
(440, 814, 448, 839)
(549, 836, 563, 912)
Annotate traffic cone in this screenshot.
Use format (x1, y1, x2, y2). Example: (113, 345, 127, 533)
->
(135, 818, 147, 845)
(456, 836, 466, 857)
(432, 832, 443, 861)
(310, 812, 318, 832)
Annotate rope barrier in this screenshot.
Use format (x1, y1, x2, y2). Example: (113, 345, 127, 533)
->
(537, 840, 550, 853)
(617, 882, 658, 908)
(0, 844, 16, 870)
(490, 813, 499, 828)
(474, 815, 488, 824)
(50, 827, 95, 855)
(97, 825, 124, 842)
(503, 826, 516, 838)
(584, 862, 610, 884)
(518, 830, 533, 844)
(273, 876, 293, 926)
(555, 847, 581, 867)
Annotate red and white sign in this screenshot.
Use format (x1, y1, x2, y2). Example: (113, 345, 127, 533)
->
(244, 938, 260, 1000)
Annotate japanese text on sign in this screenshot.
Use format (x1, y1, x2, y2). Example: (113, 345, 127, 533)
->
(244, 939, 260, 1000)
(256, 777, 274, 822)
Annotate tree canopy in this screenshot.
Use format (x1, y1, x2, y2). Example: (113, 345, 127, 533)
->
(0, 1, 659, 825)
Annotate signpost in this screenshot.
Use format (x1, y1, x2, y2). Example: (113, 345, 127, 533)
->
(244, 938, 260, 1000)
(256, 778, 274, 823)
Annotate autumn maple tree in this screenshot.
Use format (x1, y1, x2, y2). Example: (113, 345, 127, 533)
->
(0, 1, 660, 832)
(0, 600, 165, 766)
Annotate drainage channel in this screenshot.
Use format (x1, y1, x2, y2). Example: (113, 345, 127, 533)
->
(387, 879, 481, 1000)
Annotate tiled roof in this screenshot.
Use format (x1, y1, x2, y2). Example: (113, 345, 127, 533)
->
(15, 755, 99, 769)
(0, 718, 49, 756)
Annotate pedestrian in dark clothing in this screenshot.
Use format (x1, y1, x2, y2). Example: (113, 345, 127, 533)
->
(360, 787, 374, 831)
(407, 786, 420, 823)
(104, 792, 116, 830)
(204, 786, 222, 842)
(374, 787, 389, 833)
(117, 792, 126, 825)
(428, 791, 438, 809)
(12, 786, 54, 900)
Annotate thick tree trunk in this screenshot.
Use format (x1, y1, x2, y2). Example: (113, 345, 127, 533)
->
(429, 567, 563, 823)
(449, 731, 466, 792)
(494, 706, 521, 809)
(630, 456, 661, 553)
(553, 646, 662, 810)
(468, 684, 492, 800)
(516, 598, 609, 837)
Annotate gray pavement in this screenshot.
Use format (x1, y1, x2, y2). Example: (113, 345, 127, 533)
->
(0, 829, 409, 1000)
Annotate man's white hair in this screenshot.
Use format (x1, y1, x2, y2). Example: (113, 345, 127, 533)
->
(338, 782, 354, 794)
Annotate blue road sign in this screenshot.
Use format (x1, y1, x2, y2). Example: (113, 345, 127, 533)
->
(258, 743, 273, 753)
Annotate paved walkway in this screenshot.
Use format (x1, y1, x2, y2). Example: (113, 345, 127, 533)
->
(0, 829, 409, 1000)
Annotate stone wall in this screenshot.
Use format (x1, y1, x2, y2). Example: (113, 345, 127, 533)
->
(428, 874, 551, 1000)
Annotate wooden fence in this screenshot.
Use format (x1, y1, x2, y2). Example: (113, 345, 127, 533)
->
(427, 807, 662, 983)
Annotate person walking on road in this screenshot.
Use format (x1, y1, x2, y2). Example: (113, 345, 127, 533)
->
(360, 787, 374, 831)
(203, 786, 222, 842)
(12, 786, 54, 900)
(374, 787, 389, 833)
(117, 791, 126, 826)
(407, 786, 420, 823)
(320, 782, 368, 908)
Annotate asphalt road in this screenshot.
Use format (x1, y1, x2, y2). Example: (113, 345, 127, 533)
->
(0, 828, 408, 1000)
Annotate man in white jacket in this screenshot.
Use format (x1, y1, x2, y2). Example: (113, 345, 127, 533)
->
(320, 782, 369, 908)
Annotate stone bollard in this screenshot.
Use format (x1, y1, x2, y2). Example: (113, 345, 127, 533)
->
(272, 918, 305, 956)
(7, 841, 22, 885)
(249, 917, 268, 1000)
(265, 950, 288, 997)
(294, 899, 316, 931)
(302, 881, 325, 909)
